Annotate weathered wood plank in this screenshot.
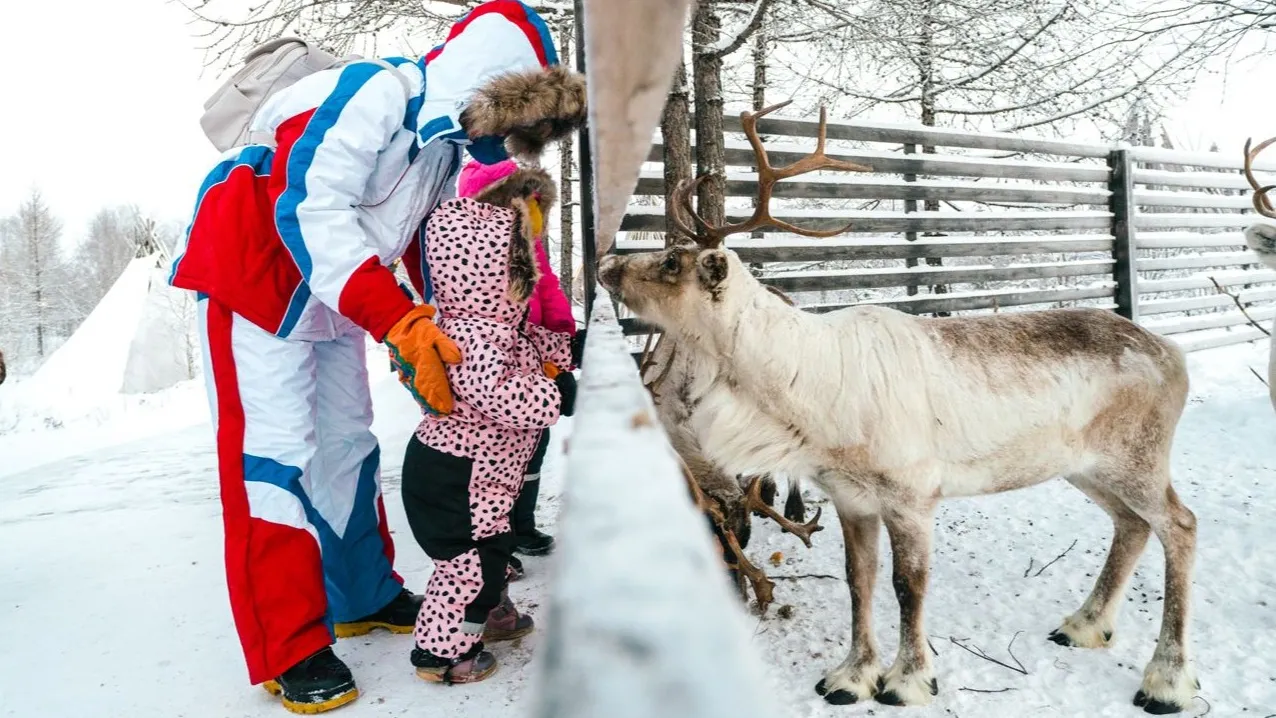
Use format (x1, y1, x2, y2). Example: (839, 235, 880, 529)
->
(715, 112, 1113, 158)
(615, 235, 1115, 261)
(1130, 145, 1276, 173)
(1136, 252, 1263, 272)
(1139, 270, 1276, 294)
(1132, 168, 1257, 191)
(1133, 189, 1255, 210)
(1133, 213, 1257, 229)
(632, 171, 1111, 205)
(1172, 325, 1270, 352)
(1135, 232, 1248, 249)
(763, 259, 1114, 292)
(1139, 287, 1276, 315)
(622, 207, 1113, 233)
(1144, 306, 1276, 336)
(647, 142, 1112, 182)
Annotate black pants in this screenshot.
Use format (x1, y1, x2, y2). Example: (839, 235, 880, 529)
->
(401, 436, 514, 656)
(513, 430, 551, 535)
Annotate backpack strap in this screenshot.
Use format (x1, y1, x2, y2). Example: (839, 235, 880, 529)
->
(245, 58, 417, 149)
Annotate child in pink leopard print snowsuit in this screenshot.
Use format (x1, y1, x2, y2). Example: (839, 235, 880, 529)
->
(401, 165, 575, 684)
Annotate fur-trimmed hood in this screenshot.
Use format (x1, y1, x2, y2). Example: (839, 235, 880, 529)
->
(417, 0, 586, 160)
(425, 197, 542, 327)
(470, 166, 558, 215)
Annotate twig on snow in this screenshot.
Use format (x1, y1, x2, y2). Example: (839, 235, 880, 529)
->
(959, 686, 1015, 694)
(1250, 367, 1270, 388)
(949, 631, 1028, 675)
(771, 573, 840, 581)
(1023, 558, 1035, 578)
(927, 637, 939, 656)
(1031, 539, 1078, 578)
(1192, 695, 1211, 716)
(1208, 276, 1271, 336)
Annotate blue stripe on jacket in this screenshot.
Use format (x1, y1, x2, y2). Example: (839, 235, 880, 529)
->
(274, 62, 387, 283)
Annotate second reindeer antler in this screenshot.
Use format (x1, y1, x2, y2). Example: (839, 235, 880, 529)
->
(1244, 137, 1276, 219)
(671, 100, 873, 248)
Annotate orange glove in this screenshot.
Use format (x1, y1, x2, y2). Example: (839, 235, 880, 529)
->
(543, 362, 562, 379)
(384, 305, 463, 415)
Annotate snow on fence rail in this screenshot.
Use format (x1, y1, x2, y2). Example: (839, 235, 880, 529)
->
(531, 292, 778, 718)
(621, 111, 1276, 351)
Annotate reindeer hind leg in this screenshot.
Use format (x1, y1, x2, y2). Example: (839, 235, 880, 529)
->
(1124, 482, 1198, 715)
(1051, 475, 1151, 649)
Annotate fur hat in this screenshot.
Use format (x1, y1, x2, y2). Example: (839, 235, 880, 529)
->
(460, 65, 587, 161)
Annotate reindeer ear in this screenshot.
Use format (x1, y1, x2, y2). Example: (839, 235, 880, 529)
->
(697, 250, 730, 290)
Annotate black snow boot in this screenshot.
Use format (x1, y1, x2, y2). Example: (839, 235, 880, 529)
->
(512, 476, 554, 556)
(333, 587, 423, 638)
(508, 554, 525, 581)
(262, 647, 358, 714)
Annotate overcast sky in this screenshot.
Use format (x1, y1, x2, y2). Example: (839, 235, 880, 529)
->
(1, 0, 1273, 250)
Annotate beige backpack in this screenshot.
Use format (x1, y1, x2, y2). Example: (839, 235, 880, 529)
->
(199, 37, 413, 152)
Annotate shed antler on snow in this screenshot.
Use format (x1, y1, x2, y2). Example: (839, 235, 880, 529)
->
(670, 100, 872, 248)
(1244, 136, 1276, 218)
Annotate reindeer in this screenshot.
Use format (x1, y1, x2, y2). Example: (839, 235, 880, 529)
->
(1242, 136, 1276, 410)
(599, 102, 1198, 714)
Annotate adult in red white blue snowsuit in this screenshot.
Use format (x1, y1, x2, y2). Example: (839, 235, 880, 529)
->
(166, 1, 585, 710)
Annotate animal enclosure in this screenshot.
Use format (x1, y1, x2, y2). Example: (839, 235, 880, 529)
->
(612, 112, 1276, 353)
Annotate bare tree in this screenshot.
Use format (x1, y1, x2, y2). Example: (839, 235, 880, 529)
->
(180, 0, 575, 68)
(662, 58, 694, 247)
(81, 208, 137, 306)
(12, 191, 65, 358)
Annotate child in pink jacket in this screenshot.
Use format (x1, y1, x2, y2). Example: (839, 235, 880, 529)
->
(401, 172, 575, 683)
(456, 159, 580, 567)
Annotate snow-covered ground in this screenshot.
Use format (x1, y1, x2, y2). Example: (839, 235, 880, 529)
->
(1, 339, 1272, 717)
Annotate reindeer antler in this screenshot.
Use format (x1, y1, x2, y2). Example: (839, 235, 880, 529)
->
(671, 100, 873, 248)
(1244, 137, 1276, 219)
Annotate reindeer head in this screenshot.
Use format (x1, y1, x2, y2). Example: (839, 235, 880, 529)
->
(599, 101, 870, 332)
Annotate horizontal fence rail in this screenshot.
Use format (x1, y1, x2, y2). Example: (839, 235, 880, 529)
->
(619, 110, 1276, 352)
(532, 293, 779, 718)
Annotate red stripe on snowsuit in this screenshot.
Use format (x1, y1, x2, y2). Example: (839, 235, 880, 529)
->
(176, 109, 413, 341)
(205, 301, 332, 685)
(425, 0, 551, 66)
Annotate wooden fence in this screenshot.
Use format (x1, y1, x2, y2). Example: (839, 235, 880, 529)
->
(611, 113, 1276, 353)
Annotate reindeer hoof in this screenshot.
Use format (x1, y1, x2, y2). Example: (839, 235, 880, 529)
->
(875, 689, 904, 706)
(814, 678, 827, 696)
(1134, 690, 1186, 715)
(824, 689, 860, 705)
(1048, 630, 1074, 647)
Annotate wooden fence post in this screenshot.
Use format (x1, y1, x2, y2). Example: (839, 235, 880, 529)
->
(575, 0, 598, 322)
(1108, 148, 1139, 322)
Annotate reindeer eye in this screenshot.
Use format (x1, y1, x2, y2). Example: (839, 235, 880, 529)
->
(661, 253, 681, 273)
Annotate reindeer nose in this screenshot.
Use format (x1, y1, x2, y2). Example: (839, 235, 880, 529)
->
(598, 255, 623, 290)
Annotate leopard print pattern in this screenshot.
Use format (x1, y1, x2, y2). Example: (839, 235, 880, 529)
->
(410, 197, 565, 658)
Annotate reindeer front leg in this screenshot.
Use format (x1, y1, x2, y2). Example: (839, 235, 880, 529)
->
(877, 504, 939, 706)
(816, 510, 883, 705)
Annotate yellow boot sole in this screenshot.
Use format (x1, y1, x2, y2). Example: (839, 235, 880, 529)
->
(262, 680, 359, 714)
(332, 620, 415, 638)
